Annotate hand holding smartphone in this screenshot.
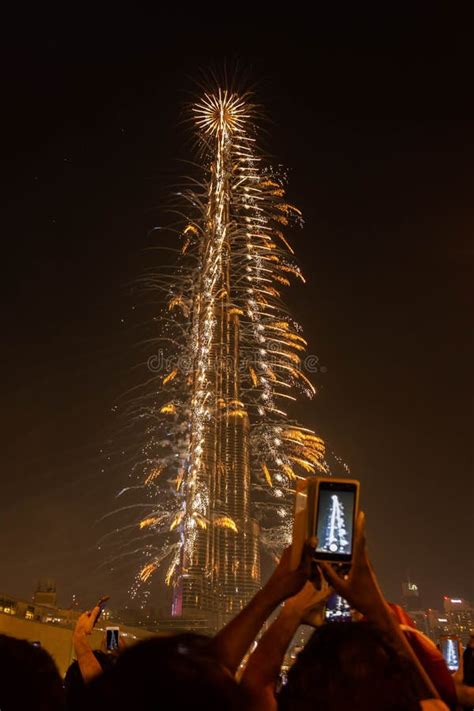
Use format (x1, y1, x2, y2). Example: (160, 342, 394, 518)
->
(291, 477, 360, 568)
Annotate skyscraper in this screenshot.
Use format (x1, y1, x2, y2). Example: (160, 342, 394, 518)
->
(129, 89, 325, 631)
(173, 94, 262, 631)
(401, 580, 423, 612)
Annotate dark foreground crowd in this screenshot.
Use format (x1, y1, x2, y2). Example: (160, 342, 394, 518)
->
(0, 513, 473, 710)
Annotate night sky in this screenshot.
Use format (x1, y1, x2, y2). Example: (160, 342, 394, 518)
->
(2, 10, 472, 613)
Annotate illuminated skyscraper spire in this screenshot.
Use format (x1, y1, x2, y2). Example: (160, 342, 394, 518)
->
(176, 91, 261, 628)
(109, 87, 327, 629)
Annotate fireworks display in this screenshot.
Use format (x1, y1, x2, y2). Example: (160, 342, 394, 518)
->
(101, 88, 335, 620)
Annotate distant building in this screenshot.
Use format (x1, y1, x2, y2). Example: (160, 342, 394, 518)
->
(33, 579, 57, 608)
(399, 583, 474, 643)
(424, 598, 473, 643)
(409, 610, 430, 637)
(442, 597, 473, 640)
(0, 588, 155, 677)
(154, 615, 211, 634)
(426, 609, 451, 641)
(402, 580, 422, 612)
(443, 596, 471, 614)
(400, 580, 430, 635)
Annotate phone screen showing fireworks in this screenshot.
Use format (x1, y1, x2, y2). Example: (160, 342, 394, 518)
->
(314, 479, 358, 562)
(325, 592, 352, 622)
(440, 637, 460, 671)
(106, 627, 119, 651)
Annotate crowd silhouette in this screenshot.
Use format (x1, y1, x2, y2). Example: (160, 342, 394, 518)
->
(0, 512, 472, 710)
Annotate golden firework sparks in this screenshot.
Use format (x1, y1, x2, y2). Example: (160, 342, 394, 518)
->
(170, 511, 185, 531)
(163, 369, 178, 386)
(261, 462, 273, 487)
(144, 467, 162, 485)
(124, 88, 328, 599)
(139, 562, 158, 583)
(160, 403, 176, 415)
(139, 517, 158, 529)
(214, 516, 239, 533)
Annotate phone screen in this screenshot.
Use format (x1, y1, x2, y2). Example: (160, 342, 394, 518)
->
(315, 481, 357, 562)
(106, 627, 119, 651)
(325, 593, 352, 622)
(440, 637, 459, 671)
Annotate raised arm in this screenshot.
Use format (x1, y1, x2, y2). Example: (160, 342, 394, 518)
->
(242, 581, 330, 710)
(320, 511, 439, 702)
(208, 540, 316, 676)
(73, 606, 103, 683)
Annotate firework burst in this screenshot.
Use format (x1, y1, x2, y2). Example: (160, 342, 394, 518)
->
(101, 87, 338, 617)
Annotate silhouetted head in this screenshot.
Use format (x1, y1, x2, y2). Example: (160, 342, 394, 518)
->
(278, 622, 421, 711)
(0, 633, 64, 711)
(85, 633, 251, 710)
(65, 649, 116, 710)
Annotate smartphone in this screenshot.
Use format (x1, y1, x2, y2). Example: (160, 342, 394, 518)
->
(324, 592, 352, 622)
(313, 478, 359, 563)
(440, 636, 460, 672)
(106, 626, 120, 651)
(94, 595, 110, 625)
